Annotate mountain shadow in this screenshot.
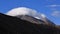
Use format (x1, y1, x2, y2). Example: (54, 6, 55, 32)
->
(0, 13, 60, 34)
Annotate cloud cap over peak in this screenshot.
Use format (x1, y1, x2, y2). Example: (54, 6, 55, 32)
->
(6, 7, 46, 20)
(6, 7, 37, 16)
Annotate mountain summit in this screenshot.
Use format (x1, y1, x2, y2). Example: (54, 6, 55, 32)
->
(6, 7, 55, 26)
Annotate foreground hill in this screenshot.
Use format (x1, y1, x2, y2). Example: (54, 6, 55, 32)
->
(0, 13, 60, 34)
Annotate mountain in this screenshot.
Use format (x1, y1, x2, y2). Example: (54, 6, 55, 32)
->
(16, 15, 46, 24)
(0, 13, 60, 34)
(41, 16, 56, 26)
(15, 15, 55, 26)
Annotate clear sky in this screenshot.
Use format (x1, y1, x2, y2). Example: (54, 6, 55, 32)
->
(0, 0, 60, 25)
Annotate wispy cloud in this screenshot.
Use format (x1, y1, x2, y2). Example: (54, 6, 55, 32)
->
(47, 5, 60, 7)
(52, 11, 60, 17)
(46, 0, 56, 2)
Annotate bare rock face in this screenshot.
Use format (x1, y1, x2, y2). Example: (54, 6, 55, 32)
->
(0, 13, 60, 34)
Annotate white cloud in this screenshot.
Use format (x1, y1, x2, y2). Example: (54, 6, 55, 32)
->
(6, 7, 37, 16)
(52, 11, 60, 17)
(6, 7, 46, 20)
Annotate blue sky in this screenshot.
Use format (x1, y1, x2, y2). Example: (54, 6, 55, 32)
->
(0, 0, 60, 25)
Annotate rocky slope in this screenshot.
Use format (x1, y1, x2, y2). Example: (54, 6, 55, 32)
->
(0, 13, 60, 34)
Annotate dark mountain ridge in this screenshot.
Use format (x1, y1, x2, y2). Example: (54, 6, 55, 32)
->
(0, 13, 60, 34)
(16, 15, 55, 26)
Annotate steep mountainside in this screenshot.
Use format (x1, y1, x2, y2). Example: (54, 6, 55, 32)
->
(16, 15, 55, 26)
(0, 13, 60, 34)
